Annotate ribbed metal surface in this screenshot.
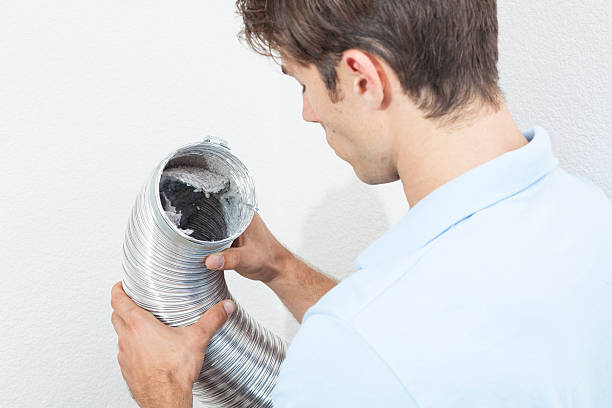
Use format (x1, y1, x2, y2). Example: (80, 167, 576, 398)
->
(121, 138, 287, 407)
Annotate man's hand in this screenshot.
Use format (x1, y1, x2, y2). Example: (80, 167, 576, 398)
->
(205, 212, 290, 283)
(110, 282, 235, 408)
(205, 213, 337, 323)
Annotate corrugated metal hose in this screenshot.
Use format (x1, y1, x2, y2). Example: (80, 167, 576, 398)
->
(121, 137, 287, 407)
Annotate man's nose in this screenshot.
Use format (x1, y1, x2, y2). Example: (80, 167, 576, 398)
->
(302, 94, 321, 123)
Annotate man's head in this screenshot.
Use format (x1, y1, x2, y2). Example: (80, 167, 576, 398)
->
(236, 0, 503, 184)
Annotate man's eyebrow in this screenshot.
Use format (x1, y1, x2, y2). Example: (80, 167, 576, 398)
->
(281, 65, 291, 76)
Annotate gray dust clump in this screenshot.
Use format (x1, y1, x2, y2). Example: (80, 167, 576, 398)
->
(163, 167, 229, 195)
(159, 165, 231, 241)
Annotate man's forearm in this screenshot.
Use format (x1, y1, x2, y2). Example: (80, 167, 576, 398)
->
(266, 247, 337, 323)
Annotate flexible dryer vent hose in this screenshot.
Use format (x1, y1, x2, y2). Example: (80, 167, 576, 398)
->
(121, 137, 287, 407)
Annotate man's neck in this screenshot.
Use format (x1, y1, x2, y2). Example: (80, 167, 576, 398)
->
(393, 103, 528, 207)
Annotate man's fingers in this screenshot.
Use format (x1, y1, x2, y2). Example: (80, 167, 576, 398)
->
(111, 311, 127, 334)
(191, 300, 236, 347)
(110, 281, 139, 318)
(205, 248, 242, 271)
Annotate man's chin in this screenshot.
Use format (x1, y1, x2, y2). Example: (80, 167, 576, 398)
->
(352, 166, 376, 185)
(353, 166, 400, 185)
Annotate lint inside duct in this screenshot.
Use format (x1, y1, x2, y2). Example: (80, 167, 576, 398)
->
(159, 153, 241, 242)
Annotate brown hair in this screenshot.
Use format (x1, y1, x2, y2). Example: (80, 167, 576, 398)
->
(236, 0, 502, 120)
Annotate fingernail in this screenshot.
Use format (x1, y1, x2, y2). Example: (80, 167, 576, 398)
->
(207, 254, 224, 269)
(223, 300, 236, 316)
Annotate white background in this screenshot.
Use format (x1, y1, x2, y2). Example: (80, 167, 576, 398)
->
(1, 1, 610, 406)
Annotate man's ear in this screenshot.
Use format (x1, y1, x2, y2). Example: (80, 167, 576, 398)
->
(340, 49, 388, 109)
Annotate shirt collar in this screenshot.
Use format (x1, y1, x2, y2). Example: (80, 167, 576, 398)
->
(354, 126, 559, 271)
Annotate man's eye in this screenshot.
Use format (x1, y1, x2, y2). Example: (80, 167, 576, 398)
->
(301, 84, 306, 94)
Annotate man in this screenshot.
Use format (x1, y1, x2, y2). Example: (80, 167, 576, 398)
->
(111, 0, 612, 406)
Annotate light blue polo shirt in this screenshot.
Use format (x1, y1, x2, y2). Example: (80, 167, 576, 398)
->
(272, 127, 612, 407)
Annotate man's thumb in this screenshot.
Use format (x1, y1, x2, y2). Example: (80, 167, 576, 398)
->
(192, 300, 236, 345)
(205, 248, 242, 271)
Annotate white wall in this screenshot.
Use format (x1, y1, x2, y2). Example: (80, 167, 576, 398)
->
(1, 1, 610, 406)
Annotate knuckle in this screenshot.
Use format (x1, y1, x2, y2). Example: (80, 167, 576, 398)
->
(226, 252, 240, 268)
(111, 312, 124, 331)
(110, 283, 123, 309)
(194, 324, 212, 340)
(210, 305, 228, 326)
(117, 337, 125, 352)
(111, 297, 125, 314)
(125, 308, 141, 326)
(194, 306, 227, 339)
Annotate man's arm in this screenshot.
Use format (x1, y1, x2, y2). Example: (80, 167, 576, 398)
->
(266, 247, 338, 322)
(205, 213, 337, 322)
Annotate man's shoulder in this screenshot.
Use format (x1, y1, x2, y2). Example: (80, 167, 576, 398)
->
(304, 165, 612, 366)
(517, 166, 611, 220)
(287, 168, 612, 407)
(308, 166, 612, 325)
(303, 244, 432, 323)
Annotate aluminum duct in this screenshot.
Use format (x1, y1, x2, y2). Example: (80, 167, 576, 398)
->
(121, 137, 287, 407)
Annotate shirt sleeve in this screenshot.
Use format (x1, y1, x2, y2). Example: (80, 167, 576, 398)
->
(271, 313, 417, 408)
